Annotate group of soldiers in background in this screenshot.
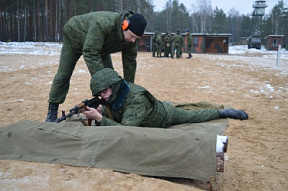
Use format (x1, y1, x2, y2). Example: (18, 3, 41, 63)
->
(152, 29, 193, 59)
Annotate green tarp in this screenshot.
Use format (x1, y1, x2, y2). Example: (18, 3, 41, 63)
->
(0, 102, 229, 181)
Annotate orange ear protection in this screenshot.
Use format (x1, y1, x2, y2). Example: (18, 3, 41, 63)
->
(121, 11, 134, 31)
(122, 19, 130, 31)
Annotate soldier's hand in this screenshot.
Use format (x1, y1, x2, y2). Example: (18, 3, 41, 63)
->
(81, 106, 102, 122)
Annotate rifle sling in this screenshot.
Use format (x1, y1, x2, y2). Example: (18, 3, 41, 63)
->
(105, 106, 114, 120)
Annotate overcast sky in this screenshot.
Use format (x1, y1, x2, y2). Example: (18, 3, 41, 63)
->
(153, 0, 282, 15)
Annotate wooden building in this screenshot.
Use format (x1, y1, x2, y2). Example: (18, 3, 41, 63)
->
(264, 35, 285, 51)
(190, 33, 231, 54)
(137, 32, 153, 52)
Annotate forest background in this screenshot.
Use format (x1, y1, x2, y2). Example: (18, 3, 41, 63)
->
(0, 0, 287, 47)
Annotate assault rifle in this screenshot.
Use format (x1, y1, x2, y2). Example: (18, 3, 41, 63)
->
(56, 97, 105, 125)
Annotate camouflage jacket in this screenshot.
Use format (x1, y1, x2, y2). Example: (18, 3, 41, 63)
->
(62, 11, 137, 82)
(99, 81, 169, 128)
(152, 34, 158, 45)
(171, 34, 183, 46)
(156, 34, 162, 45)
(164, 35, 171, 45)
(187, 33, 193, 46)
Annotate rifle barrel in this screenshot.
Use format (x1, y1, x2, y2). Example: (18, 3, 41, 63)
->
(56, 97, 105, 123)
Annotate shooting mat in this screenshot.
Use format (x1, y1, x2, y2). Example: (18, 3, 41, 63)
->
(0, 102, 229, 181)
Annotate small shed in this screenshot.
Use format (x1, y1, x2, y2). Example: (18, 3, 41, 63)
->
(137, 32, 153, 52)
(191, 33, 231, 54)
(264, 35, 285, 51)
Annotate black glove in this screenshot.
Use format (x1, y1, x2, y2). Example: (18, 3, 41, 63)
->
(218, 109, 248, 120)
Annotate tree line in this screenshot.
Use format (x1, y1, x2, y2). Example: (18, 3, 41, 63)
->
(0, 0, 287, 47)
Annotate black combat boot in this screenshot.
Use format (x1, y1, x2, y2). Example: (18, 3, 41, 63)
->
(187, 54, 192, 59)
(45, 102, 59, 122)
(218, 109, 248, 120)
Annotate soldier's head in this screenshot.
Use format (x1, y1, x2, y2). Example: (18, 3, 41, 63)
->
(90, 68, 123, 104)
(177, 30, 180, 34)
(123, 13, 147, 43)
(185, 29, 190, 34)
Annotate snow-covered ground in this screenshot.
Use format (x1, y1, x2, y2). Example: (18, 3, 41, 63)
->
(0, 42, 62, 72)
(0, 41, 62, 56)
(228, 45, 287, 76)
(0, 41, 287, 74)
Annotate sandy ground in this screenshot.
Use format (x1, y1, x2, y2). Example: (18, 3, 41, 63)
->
(0, 46, 288, 190)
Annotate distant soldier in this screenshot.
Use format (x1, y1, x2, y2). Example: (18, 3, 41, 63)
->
(171, 30, 183, 59)
(45, 11, 147, 122)
(152, 31, 158, 57)
(156, 32, 162, 57)
(186, 29, 193, 59)
(164, 31, 172, 57)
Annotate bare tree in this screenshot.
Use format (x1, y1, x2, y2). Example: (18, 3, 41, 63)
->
(189, 3, 199, 33)
(17, 0, 20, 41)
(164, 0, 172, 32)
(196, 0, 212, 33)
(24, 1, 27, 41)
(227, 8, 241, 44)
(33, 0, 37, 41)
(44, 0, 49, 41)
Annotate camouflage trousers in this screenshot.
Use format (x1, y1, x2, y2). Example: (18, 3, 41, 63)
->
(156, 44, 162, 57)
(164, 45, 171, 57)
(162, 102, 220, 127)
(187, 44, 192, 56)
(48, 42, 113, 104)
(172, 43, 181, 58)
(145, 101, 220, 128)
(152, 44, 157, 56)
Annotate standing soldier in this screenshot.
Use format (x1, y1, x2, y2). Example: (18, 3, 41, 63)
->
(164, 31, 172, 57)
(45, 11, 147, 122)
(156, 32, 162, 57)
(186, 29, 193, 59)
(152, 31, 158, 57)
(171, 30, 183, 59)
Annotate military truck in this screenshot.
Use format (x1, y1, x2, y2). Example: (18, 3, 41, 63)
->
(247, 35, 261, 49)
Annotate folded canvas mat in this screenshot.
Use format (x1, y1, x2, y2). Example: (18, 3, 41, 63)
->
(0, 102, 229, 181)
